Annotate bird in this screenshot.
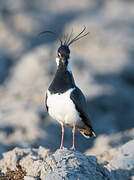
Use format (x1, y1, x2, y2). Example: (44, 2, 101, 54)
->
(43, 27, 95, 150)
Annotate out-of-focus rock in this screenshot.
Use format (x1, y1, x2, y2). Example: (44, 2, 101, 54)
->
(86, 128, 134, 157)
(107, 139, 134, 169)
(5, 45, 53, 104)
(0, 55, 12, 84)
(94, 139, 134, 180)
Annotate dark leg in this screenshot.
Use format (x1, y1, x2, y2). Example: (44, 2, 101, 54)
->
(70, 125, 76, 150)
(60, 124, 64, 149)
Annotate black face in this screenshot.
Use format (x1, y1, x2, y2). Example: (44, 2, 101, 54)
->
(57, 45, 70, 60)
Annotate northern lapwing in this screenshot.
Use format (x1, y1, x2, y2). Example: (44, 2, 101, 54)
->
(43, 27, 95, 150)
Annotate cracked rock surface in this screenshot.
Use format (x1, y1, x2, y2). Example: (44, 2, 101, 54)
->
(0, 147, 107, 180)
(0, 140, 134, 180)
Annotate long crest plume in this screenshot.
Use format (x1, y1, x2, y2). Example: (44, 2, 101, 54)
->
(38, 26, 89, 46)
(38, 30, 63, 45)
(67, 26, 89, 46)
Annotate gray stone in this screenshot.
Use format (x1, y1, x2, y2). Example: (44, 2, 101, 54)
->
(0, 147, 108, 180)
(0, 140, 134, 179)
(24, 176, 36, 180)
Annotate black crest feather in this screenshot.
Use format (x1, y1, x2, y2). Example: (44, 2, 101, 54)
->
(39, 26, 89, 47)
(38, 30, 63, 45)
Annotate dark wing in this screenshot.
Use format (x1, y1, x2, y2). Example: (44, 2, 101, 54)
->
(45, 93, 48, 112)
(70, 87, 93, 129)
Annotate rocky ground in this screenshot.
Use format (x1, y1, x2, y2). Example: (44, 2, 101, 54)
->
(0, 0, 134, 179)
(0, 139, 134, 179)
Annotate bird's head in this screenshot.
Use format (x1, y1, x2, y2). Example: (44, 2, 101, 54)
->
(56, 45, 70, 67)
(39, 26, 89, 69)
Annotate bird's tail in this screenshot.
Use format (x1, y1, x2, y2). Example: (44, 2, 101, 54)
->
(76, 126, 96, 138)
(80, 129, 96, 138)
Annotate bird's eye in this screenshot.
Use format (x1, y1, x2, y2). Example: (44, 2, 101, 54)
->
(58, 53, 61, 57)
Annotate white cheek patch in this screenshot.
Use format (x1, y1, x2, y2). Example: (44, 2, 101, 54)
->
(67, 58, 72, 73)
(56, 57, 72, 73)
(56, 57, 60, 66)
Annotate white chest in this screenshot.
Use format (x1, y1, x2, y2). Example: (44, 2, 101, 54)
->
(46, 88, 80, 126)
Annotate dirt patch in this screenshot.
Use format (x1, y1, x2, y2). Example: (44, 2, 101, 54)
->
(0, 163, 26, 180)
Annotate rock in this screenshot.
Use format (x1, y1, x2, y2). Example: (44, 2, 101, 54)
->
(6, 45, 53, 104)
(0, 140, 134, 179)
(106, 139, 134, 170)
(43, 150, 106, 180)
(98, 139, 134, 180)
(86, 128, 134, 159)
(0, 147, 108, 180)
(0, 55, 12, 84)
(24, 176, 36, 180)
(0, 100, 47, 154)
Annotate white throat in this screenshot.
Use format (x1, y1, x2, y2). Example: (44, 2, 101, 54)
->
(56, 57, 60, 66)
(56, 57, 72, 73)
(67, 58, 71, 72)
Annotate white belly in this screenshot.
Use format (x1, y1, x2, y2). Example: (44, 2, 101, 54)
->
(47, 88, 80, 126)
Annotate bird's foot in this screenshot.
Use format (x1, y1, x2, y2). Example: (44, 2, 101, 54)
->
(60, 145, 65, 150)
(70, 146, 76, 151)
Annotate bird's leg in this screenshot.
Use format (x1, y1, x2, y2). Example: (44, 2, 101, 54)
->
(60, 124, 64, 149)
(70, 125, 76, 150)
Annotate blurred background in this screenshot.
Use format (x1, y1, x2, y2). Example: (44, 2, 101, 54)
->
(0, 0, 134, 156)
